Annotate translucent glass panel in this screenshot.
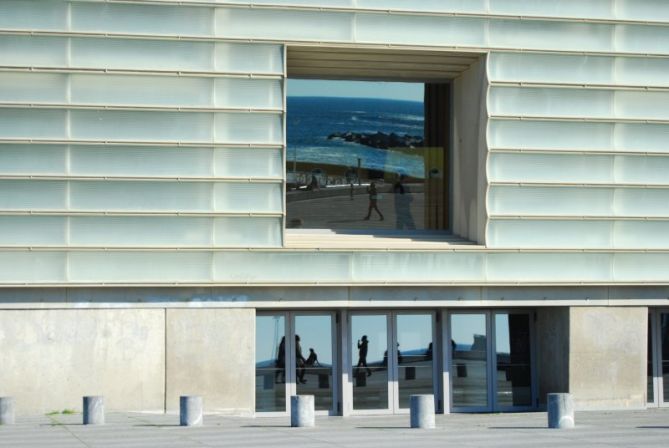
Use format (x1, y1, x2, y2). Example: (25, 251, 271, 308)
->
(256, 314, 286, 412)
(215, 8, 354, 41)
(0, 216, 66, 246)
(0, 252, 65, 283)
(614, 254, 669, 282)
(350, 253, 486, 282)
(71, 3, 213, 37)
(488, 20, 613, 52)
(614, 221, 669, 249)
(351, 314, 389, 410)
(489, 53, 669, 88)
(295, 315, 334, 411)
(489, 120, 669, 153)
(0, 180, 280, 213)
(68, 251, 212, 282)
(487, 220, 613, 249)
(490, 153, 669, 185)
(617, 0, 669, 22)
(0, 109, 67, 140)
(0, 145, 66, 174)
(451, 313, 488, 408)
(0, 36, 282, 74)
(0, 0, 67, 30)
(490, 86, 669, 120)
(396, 314, 434, 409)
(488, 0, 613, 19)
(487, 253, 613, 282)
(0, 73, 280, 109)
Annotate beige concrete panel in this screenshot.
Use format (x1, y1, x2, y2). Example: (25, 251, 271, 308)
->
(535, 307, 569, 406)
(568, 306, 647, 410)
(166, 308, 254, 415)
(0, 309, 165, 415)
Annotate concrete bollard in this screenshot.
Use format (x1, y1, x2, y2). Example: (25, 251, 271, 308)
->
(290, 395, 315, 428)
(547, 393, 574, 429)
(0, 397, 15, 425)
(180, 396, 203, 427)
(83, 396, 104, 425)
(410, 394, 435, 429)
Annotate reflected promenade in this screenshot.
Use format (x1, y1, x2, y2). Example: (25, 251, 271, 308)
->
(2, 409, 669, 447)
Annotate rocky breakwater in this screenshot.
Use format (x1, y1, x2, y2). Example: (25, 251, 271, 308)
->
(328, 131, 423, 149)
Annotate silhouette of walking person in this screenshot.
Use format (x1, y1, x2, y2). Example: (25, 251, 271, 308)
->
(363, 182, 384, 221)
(357, 335, 373, 376)
(295, 335, 307, 384)
(305, 348, 320, 367)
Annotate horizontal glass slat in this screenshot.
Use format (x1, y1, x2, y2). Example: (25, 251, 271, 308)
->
(614, 221, 669, 249)
(214, 148, 283, 178)
(213, 217, 282, 247)
(0, 145, 66, 174)
(0, 0, 67, 31)
(613, 253, 669, 282)
(0, 216, 66, 246)
(0, 109, 67, 139)
(488, 153, 614, 184)
(488, 220, 613, 249)
(0, 180, 66, 210)
(0, 251, 65, 283)
(69, 251, 212, 282)
(350, 252, 485, 282)
(213, 183, 282, 213)
(0, 72, 67, 103)
(487, 253, 612, 282)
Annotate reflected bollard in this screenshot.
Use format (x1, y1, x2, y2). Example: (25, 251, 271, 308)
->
(410, 394, 435, 429)
(180, 396, 203, 427)
(83, 396, 104, 425)
(547, 393, 574, 429)
(0, 397, 15, 425)
(290, 395, 315, 428)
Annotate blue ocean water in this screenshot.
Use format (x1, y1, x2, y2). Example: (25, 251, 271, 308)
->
(287, 97, 425, 178)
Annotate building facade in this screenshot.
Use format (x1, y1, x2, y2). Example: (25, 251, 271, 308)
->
(0, 0, 668, 416)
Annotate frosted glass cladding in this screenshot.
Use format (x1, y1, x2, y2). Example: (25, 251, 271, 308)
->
(70, 38, 215, 72)
(69, 252, 212, 282)
(70, 146, 214, 177)
(0, 72, 67, 104)
(614, 156, 669, 185)
(213, 148, 283, 178)
(617, 0, 669, 23)
(0, 36, 66, 67)
(613, 254, 669, 282)
(214, 113, 283, 144)
(70, 75, 214, 108)
(0, 145, 66, 174)
(213, 183, 282, 213)
(487, 220, 612, 249)
(488, 153, 614, 184)
(0, 109, 66, 140)
(614, 189, 669, 217)
(0, 0, 67, 30)
(71, 3, 213, 37)
(614, 221, 669, 249)
(489, 87, 613, 118)
(616, 124, 669, 153)
(213, 217, 281, 247)
(355, 14, 486, 46)
(615, 58, 669, 88)
(0, 252, 65, 283)
(0, 216, 66, 246)
(616, 25, 669, 54)
(215, 8, 354, 41)
(488, 0, 613, 19)
(488, 186, 613, 216)
(213, 252, 350, 283)
(488, 53, 614, 85)
(488, 120, 613, 150)
(227, 0, 355, 6)
(350, 253, 485, 282)
(69, 181, 213, 212)
(68, 111, 281, 144)
(357, 0, 487, 12)
(214, 79, 282, 109)
(614, 91, 669, 120)
(0, 180, 66, 210)
(69, 217, 213, 247)
(214, 43, 283, 74)
(488, 20, 612, 52)
(486, 253, 612, 282)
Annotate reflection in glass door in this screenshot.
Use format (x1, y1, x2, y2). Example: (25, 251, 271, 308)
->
(448, 310, 535, 412)
(396, 314, 435, 409)
(256, 312, 337, 415)
(649, 310, 669, 407)
(350, 314, 390, 412)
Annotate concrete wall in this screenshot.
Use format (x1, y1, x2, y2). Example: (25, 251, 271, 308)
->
(535, 307, 570, 406)
(0, 309, 165, 415)
(568, 307, 647, 410)
(165, 309, 255, 415)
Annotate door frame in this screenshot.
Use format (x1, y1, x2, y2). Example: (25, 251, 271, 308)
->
(256, 310, 339, 416)
(445, 309, 537, 413)
(648, 309, 669, 408)
(345, 310, 438, 415)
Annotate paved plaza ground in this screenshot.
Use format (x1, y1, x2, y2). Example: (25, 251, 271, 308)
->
(1, 409, 668, 447)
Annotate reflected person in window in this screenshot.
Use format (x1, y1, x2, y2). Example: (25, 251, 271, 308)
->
(357, 335, 373, 377)
(363, 182, 384, 221)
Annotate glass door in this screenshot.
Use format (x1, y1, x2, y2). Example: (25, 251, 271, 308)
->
(649, 310, 669, 407)
(447, 310, 535, 412)
(348, 311, 436, 414)
(256, 312, 337, 415)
